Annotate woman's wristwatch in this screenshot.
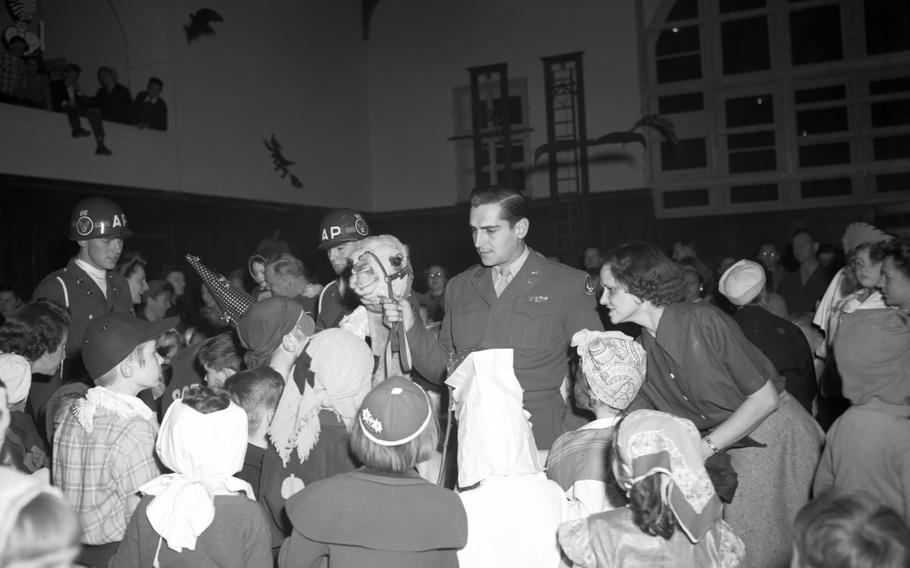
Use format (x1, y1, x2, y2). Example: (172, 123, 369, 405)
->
(703, 435, 720, 455)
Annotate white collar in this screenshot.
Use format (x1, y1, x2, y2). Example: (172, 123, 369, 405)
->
(579, 416, 622, 431)
(498, 245, 530, 277)
(74, 258, 107, 279)
(73, 386, 154, 433)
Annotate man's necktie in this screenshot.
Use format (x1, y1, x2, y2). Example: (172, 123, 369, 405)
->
(495, 266, 512, 297)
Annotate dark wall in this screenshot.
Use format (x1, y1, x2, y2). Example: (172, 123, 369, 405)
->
(372, 189, 658, 291)
(3, 174, 899, 301)
(0, 176, 331, 298)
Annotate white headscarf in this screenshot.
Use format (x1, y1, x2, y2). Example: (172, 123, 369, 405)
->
(139, 399, 251, 560)
(446, 349, 542, 487)
(0, 353, 31, 407)
(269, 328, 373, 466)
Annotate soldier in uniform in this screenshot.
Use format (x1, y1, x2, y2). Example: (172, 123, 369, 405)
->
(383, 187, 603, 449)
(315, 208, 370, 330)
(30, 196, 134, 425)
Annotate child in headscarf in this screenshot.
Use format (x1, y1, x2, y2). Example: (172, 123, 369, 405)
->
(449, 349, 569, 568)
(109, 387, 271, 568)
(279, 376, 467, 568)
(546, 330, 646, 520)
(257, 326, 374, 549)
(558, 410, 745, 568)
(0, 467, 81, 568)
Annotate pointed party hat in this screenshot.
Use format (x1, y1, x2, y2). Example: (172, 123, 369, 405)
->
(185, 254, 255, 327)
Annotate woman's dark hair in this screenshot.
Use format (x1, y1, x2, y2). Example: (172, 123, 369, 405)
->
(604, 242, 687, 306)
(573, 372, 595, 412)
(181, 385, 231, 414)
(629, 473, 676, 540)
(0, 300, 70, 362)
(872, 238, 910, 279)
(116, 251, 148, 279)
(148, 76, 163, 89)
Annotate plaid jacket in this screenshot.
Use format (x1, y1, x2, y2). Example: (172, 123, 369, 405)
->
(53, 401, 161, 544)
(0, 51, 26, 97)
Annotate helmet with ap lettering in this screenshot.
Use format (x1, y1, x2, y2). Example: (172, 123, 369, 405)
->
(68, 196, 132, 240)
(318, 208, 370, 250)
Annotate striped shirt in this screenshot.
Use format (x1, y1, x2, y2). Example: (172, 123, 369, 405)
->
(53, 400, 161, 545)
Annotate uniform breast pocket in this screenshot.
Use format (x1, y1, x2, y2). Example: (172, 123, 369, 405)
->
(511, 301, 556, 349)
(451, 302, 490, 348)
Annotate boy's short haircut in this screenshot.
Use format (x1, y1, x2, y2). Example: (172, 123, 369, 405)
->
(794, 491, 910, 568)
(223, 367, 284, 433)
(196, 332, 243, 373)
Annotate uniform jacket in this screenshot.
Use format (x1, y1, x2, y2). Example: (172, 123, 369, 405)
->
(406, 248, 602, 448)
(31, 258, 133, 415)
(316, 278, 360, 330)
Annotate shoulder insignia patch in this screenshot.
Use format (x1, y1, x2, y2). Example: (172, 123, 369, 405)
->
(584, 275, 595, 296)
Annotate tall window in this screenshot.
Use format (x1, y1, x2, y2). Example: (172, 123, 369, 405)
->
(451, 78, 531, 202)
(642, 0, 910, 217)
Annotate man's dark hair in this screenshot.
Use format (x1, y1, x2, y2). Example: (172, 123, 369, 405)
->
(96, 66, 114, 82)
(197, 331, 243, 373)
(0, 282, 24, 300)
(793, 228, 815, 241)
(142, 280, 174, 303)
(148, 77, 163, 90)
(469, 186, 527, 227)
(62, 63, 81, 75)
(160, 264, 185, 280)
(181, 385, 231, 414)
(0, 300, 71, 362)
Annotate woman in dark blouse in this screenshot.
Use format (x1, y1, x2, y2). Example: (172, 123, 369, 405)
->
(599, 242, 823, 568)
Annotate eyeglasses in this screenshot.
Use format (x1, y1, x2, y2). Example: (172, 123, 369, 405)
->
(426, 272, 446, 278)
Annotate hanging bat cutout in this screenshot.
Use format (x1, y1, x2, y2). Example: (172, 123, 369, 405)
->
(263, 134, 305, 189)
(533, 114, 677, 164)
(184, 8, 223, 43)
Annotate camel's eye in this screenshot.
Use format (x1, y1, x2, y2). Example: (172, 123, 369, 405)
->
(390, 254, 404, 269)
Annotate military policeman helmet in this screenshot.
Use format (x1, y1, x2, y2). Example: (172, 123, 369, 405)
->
(68, 196, 132, 241)
(318, 208, 370, 250)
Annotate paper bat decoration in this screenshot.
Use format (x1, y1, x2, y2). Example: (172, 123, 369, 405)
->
(185, 8, 223, 43)
(5, 0, 35, 22)
(263, 134, 305, 189)
(533, 114, 677, 164)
